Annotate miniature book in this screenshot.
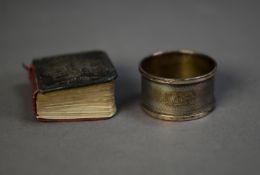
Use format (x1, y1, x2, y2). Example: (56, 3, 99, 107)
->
(24, 51, 117, 121)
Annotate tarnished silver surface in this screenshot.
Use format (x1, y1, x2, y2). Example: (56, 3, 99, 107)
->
(141, 77, 215, 121)
(139, 50, 217, 121)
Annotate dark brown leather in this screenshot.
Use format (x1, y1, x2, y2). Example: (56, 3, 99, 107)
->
(24, 50, 117, 122)
(32, 50, 117, 93)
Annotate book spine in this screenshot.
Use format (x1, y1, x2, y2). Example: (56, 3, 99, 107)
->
(23, 64, 39, 119)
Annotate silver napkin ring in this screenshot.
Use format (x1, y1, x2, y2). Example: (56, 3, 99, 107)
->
(139, 50, 217, 121)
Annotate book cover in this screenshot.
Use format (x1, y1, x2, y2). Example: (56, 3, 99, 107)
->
(24, 50, 117, 121)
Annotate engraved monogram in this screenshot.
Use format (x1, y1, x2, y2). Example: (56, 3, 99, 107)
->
(148, 87, 196, 106)
(168, 91, 196, 106)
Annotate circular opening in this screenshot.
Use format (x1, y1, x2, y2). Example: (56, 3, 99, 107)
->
(140, 51, 217, 81)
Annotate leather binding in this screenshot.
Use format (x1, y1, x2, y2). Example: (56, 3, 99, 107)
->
(24, 51, 117, 121)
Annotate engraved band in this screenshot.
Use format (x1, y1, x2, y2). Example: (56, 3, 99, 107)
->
(139, 50, 217, 121)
